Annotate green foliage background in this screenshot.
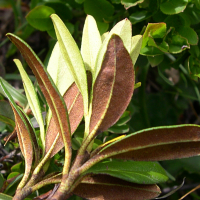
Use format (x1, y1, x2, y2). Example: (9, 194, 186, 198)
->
(1, 0, 200, 199)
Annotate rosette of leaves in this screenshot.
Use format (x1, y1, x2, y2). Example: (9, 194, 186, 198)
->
(1, 14, 200, 200)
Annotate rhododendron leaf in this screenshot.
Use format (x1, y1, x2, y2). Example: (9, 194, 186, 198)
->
(81, 15, 102, 74)
(47, 42, 74, 97)
(89, 35, 134, 136)
(45, 83, 84, 157)
(94, 124, 200, 161)
(6, 33, 71, 168)
(14, 59, 45, 149)
(85, 160, 168, 184)
(51, 14, 89, 118)
(94, 19, 132, 81)
(73, 175, 161, 200)
(0, 79, 33, 189)
(130, 35, 143, 65)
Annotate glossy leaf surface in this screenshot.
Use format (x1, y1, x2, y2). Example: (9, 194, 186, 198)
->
(26, 5, 55, 31)
(85, 160, 168, 184)
(160, 0, 188, 15)
(89, 35, 134, 135)
(74, 175, 161, 200)
(94, 124, 200, 161)
(121, 0, 144, 9)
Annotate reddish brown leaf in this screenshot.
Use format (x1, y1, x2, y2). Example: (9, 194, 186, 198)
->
(11, 106, 33, 189)
(45, 83, 84, 157)
(92, 125, 200, 162)
(89, 35, 134, 136)
(73, 175, 160, 200)
(6, 34, 71, 169)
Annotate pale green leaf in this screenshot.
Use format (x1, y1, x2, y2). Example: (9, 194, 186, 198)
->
(81, 15, 102, 74)
(14, 59, 45, 149)
(94, 18, 132, 82)
(51, 14, 89, 117)
(130, 35, 143, 65)
(47, 42, 74, 96)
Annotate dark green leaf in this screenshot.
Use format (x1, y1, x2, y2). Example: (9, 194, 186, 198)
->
(84, 0, 114, 21)
(85, 160, 168, 184)
(26, 5, 55, 31)
(0, 193, 13, 200)
(148, 55, 164, 67)
(121, 0, 144, 9)
(160, 0, 188, 15)
(129, 11, 151, 24)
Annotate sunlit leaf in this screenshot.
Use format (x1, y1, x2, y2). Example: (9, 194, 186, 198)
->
(85, 160, 168, 184)
(89, 35, 134, 136)
(160, 0, 188, 15)
(14, 59, 45, 149)
(92, 124, 200, 161)
(81, 15, 102, 74)
(45, 83, 84, 157)
(74, 175, 161, 200)
(94, 18, 132, 82)
(6, 33, 72, 173)
(51, 14, 89, 118)
(130, 35, 143, 65)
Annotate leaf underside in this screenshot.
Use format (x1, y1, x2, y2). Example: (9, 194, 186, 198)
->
(91, 125, 200, 161)
(6, 33, 71, 158)
(73, 174, 160, 200)
(89, 34, 134, 136)
(45, 82, 84, 157)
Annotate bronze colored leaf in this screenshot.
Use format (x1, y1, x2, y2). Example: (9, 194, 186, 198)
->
(89, 35, 134, 136)
(6, 33, 71, 171)
(73, 175, 160, 200)
(93, 125, 200, 161)
(45, 83, 84, 157)
(11, 106, 33, 189)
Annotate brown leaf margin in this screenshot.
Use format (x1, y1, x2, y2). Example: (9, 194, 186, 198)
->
(73, 174, 160, 200)
(89, 34, 134, 137)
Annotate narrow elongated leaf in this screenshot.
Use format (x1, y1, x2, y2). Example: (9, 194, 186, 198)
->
(0, 78, 27, 108)
(6, 33, 71, 174)
(47, 42, 74, 97)
(14, 59, 45, 149)
(0, 79, 35, 189)
(45, 82, 84, 157)
(94, 19, 132, 81)
(81, 15, 102, 74)
(51, 14, 88, 117)
(93, 124, 200, 161)
(0, 193, 12, 200)
(0, 100, 15, 128)
(73, 175, 161, 200)
(85, 160, 168, 184)
(89, 35, 134, 136)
